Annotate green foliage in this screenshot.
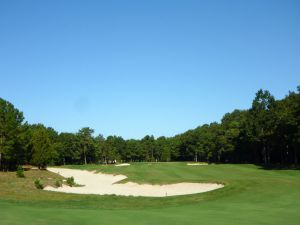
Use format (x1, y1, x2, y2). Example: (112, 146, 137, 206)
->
(0, 98, 24, 170)
(77, 127, 95, 164)
(55, 180, 62, 187)
(57, 133, 81, 165)
(102, 136, 124, 163)
(16, 166, 25, 178)
(30, 127, 56, 169)
(1, 85, 300, 168)
(34, 179, 44, 189)
(66, 176, 75, 187)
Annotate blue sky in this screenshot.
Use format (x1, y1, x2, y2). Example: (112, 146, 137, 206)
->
(0, 0, 299, 139)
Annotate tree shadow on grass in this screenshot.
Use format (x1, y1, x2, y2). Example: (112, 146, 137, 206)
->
(257, 164, 300, 170)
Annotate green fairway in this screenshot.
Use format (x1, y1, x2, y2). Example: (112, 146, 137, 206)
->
(1, 163, 300, 225)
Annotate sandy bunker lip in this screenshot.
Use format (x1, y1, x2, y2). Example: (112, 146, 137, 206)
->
(45, 168, 224, 197)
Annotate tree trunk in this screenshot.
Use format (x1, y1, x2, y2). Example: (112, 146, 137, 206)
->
(295, 149, 298, 164)
(151, 148, 154, 162)
(194, 152, 198, 162)
(262, 143, 267, 164)
(83, 145, 87, 165)
(286, 144, 289, 164)
(0, 135, 3, 169)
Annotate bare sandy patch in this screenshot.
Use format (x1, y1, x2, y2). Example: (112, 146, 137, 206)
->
(44, 168, 223, 197)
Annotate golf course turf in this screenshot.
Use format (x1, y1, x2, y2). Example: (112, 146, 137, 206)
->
(1, 163, 300, 225)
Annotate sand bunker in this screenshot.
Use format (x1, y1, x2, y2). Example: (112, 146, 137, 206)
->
(45, 168, 223, 197)
(115, 163, 130, 167)
(187, 163, 208, 166)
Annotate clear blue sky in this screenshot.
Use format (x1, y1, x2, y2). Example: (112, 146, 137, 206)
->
(0, 0, 299, 139)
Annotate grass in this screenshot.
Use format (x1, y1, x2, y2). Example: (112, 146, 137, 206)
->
(0, 162, 300, 225)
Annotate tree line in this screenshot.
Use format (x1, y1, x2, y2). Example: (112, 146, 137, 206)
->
(0, 86, 299, 170)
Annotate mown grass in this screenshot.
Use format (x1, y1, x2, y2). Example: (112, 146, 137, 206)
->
(1, 163, 300, 225)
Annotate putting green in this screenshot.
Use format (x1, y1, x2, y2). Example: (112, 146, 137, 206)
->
(1, 163, 300, 225)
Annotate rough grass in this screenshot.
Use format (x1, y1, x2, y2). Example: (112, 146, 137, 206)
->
(1, 163, 300, 225)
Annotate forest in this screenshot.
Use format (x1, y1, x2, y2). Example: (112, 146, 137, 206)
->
(0, 86, 299, 170)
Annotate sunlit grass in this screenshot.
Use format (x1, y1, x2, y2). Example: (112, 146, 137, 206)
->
(1, 163, 300, 225)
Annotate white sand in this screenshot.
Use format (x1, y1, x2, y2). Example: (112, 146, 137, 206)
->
(187, 163, 208, 166)
(115, 163, 130, 167)
(45, 168, 223, 197)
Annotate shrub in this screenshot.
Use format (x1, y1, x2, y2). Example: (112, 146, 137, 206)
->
(55, 180, 62, 187)
(66, 176, 75, 187)
(34, 179, 44, 189)
(16, 166, 25, 178)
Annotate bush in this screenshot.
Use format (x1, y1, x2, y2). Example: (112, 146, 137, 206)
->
(55, 180, 62, 187)
(16, 166, 25, 178)
(66, 176, 75, 187)
(34, 179, 44, 189)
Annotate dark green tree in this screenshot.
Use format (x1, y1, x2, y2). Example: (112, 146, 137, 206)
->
(57, 132, 81, 165)
(30, 127, 55, 169)
(77, 127, 95, 164)
(250, 89, 276, 164)
(0, 98, 24, 170)
(141, 135, 156, 161)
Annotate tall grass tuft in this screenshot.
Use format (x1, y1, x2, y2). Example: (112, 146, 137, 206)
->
(16, 166, 25, 178)
(34, 179, 44, 189)
(66, 176, 75, 187)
